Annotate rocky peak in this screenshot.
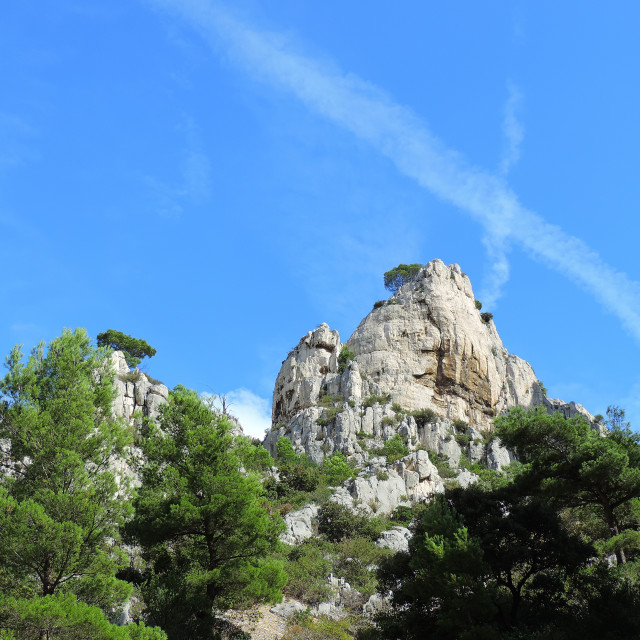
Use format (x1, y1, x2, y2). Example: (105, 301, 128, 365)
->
(346, 259, 543, 430)
(266, 259, 594, 474)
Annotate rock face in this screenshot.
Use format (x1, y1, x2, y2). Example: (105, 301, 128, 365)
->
(266, 259, 597, 512)
(110, 351, 169, 423)
(281, 503, 319, 546)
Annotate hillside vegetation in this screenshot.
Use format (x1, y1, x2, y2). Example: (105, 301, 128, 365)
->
(2, 330, 640, 639)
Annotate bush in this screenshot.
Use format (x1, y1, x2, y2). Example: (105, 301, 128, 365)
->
(318, 502, 385, 542)
(431, 452, 457, 478)
(283, 540, 332, 604)
(333, 537, 390, 598)
(373, 434, 409, 464)
(411, 408, 439, 427)
(363, 394, 391, 408)
(455, 432, 471, 448)
(322, 452, 353, 486)
(390, 505, 416, 526)
(373, 300, 386, 309)
(276, 437, 297, 463)
(338, 345, 356, 373)
(381, 416, 398, 427)
(383, 263, 422, 293)
(282, 617, 355, 640)
(475, 299, 483, 310)
(480, 312, 493, 323)
(391, 403, 405, 414)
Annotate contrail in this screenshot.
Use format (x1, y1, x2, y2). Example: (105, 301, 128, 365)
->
(151, 0, 640, 342)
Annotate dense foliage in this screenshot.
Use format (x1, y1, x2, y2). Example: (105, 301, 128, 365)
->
(4, 330, 640, 640)
(124, 386, 286, 639)
(97, 329, 157, 369)
(0, 331, 284, 640)
(383, 264, 422, 293)
(0, 329, 165, 639)
(370, 407, 640, 639)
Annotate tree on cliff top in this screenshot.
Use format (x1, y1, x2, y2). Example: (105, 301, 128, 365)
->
(383, 263, 422, 293)
(97, 329, 156, 369)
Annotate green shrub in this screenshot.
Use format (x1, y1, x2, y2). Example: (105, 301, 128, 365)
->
(373, 300, 386, 309)
(318, 502, 386, 542)
(480, 312, 493, 323)
(391, 403, 405, 414)
(411, 407, 439, 427)
(282, 617, 355, 640)
(276, 437, 297, 462)
(282, 540, 332, 604)
(381, 415, 398, 427)
(338, 345, 356, 373)
(455, 432, 471, 448)
(319, 393, 342, 407)
(375, 470, 389, 481)
(322, 452, 353, 486)
(363, 394, 391, 408)
(333, 537, 391, 598)
(390, 505, 415, 526)
(373, 434, 409, 463)
(452, 419, 468, 431)
(475, 299, 483, 310)
(431, 452, 457, 478)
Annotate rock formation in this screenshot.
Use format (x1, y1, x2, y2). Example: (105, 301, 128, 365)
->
(110, 351, 169, 423)
(265, 259, 596, 514)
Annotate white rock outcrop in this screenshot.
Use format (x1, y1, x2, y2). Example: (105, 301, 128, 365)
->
(110, 351, 169, 423)
(376, 526, 412, 553)
(265, 259, 597, 512)
(281, 503, 319, 546)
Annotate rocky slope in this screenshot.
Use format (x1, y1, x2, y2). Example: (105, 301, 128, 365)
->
(265, 259, 595, 515)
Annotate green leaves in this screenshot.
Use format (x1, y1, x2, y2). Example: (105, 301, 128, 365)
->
(0, 593, 166, 640)
(495, 406, 640, 564)
(383, 263, 422, 293)
(127, 386, 286, 631)
(96, 330, 157, 370)
(0, 329, 133, 604)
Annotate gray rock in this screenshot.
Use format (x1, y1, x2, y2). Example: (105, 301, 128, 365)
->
(487, 439, 515, 471)
(363, 592, 391, 617)
(281, 503, 319, 545)
(455, 468, 479, 489)
(376, 526, 411, 553)
(270, 600, 306, 619)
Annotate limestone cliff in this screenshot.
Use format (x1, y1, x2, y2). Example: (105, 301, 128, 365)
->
(109, 351, 170, 422)
(266, 259, 594, 483)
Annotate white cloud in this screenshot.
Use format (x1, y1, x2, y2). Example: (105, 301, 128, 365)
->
(223, 388, 272, 440)
(152, 0, 640, 343)
(500, 82, 524, 176)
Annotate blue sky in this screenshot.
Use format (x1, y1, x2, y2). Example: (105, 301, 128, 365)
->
(2, 1, 639, 437)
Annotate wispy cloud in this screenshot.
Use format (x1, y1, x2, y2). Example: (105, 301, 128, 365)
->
(500, 82, 524, 177)
(479, 82, 523, 307)
(152, 0, 640, 342)
(144, 114, 211, 217)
